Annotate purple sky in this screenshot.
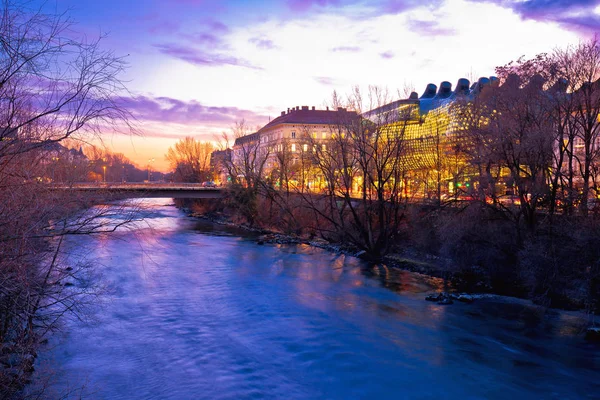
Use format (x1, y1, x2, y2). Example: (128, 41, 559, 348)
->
(33, 0, 598, 170)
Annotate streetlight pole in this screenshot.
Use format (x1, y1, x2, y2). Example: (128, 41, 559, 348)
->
(103, 165, 106, 183)
(148, 158, 154, 182)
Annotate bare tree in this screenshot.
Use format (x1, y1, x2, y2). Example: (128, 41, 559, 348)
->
(165, 137, 214, 182)
(224, 120, 269, 226)
(555, 39, 600, 216)
(0, 1, 136, 396)
(300, 87, 410, 259)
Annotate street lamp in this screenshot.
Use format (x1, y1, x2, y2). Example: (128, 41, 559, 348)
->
(51, 156, 59, 182)
(102, 165, 106, 183)
(147, 158, 155, 182)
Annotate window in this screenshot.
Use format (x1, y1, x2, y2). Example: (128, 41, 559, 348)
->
(312, 132, 317, 139)
(303, 144, 308, 152)
(322, 132, 327, 139)
(291, 131, 296, 139)
(291, 143, 296, 152)
(322, 144, 326, 151)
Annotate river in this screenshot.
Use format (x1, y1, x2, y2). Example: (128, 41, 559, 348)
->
(33, 199, 599, 399)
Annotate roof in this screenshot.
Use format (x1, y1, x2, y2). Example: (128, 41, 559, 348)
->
(233, 131, 260, 147)
(258, 107, 359, 133)
(362, 77, 498, 122)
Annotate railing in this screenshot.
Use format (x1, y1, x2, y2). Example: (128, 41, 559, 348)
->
(52, 182, 222, 190)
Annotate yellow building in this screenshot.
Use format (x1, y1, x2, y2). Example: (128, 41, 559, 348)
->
(231, 106, 359, 189)
(362, 77, 494, 197)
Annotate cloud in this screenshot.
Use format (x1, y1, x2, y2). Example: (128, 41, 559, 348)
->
(381, 0, 444, 14)
(204, 20, 230, 34)
(249, 37, 278, 50)
(468, 0, 600, 34)
(154, 43, 261, 69)
(331, 45, 362, 52)
(182, 32, 222, 46)
(406, 19, 457, 36)
(286, 0, 343, 12)
(380, 51, 394, 59)
(117, 96, 268, 127)
(314, 76, 337, 85)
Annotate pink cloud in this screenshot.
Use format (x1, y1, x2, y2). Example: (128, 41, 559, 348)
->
(287, 0, 342, 12)
(469, 0, 600, 34)
(117, 96, 269, 128)
(153, 43, 261, 69)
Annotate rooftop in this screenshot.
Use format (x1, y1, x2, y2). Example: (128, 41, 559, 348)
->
(258, 106, 359, 133)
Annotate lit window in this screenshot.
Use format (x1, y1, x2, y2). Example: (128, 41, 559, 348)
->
(303, 144, 308, 152)
(322, 144, 326, 151)
(291, 143, 296, 152)
(322, 132, 327, 139)
(312, 132, 317, 139)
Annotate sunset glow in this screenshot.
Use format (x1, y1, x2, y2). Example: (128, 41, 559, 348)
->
(38, 0, 595, 171)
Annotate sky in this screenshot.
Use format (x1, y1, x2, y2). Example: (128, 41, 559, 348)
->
(36, 0, 599, 171)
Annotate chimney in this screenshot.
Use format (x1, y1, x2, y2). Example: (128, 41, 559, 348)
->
(326, 106, 329, 110)
(302, 106, 309, 111)
(337, 107, 346, 112)
(287, 108, 290, 113)
(281, 111, 285, 116)
(296, 106, 300, 110)
(312, 106, 316, 110)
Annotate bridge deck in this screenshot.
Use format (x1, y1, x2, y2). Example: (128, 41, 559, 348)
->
(51, 183, 225, 199)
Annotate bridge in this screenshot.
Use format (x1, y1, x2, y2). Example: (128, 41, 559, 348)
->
(53, 183, 225, 199)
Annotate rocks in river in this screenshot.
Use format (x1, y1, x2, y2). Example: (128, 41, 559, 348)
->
(455, 294, 475, 303)
(425, 292, 453, 305)
(257, 234, 300, 245)
(438, 296, 454, 305)
(426, 292, 477, 305)
(425, 293, 443, 302)
(585, 326, 600, 342)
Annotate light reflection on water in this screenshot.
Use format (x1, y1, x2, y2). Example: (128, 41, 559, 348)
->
(33, 199, 599, 399)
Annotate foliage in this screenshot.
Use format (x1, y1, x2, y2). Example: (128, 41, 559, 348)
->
(165, 137, 214, 182)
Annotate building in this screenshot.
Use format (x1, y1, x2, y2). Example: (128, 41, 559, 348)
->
(226, 77, 503, 196)
(209, 148, 232, 185)
(231, 106, 359, 188)
(362, 77, 497, 197)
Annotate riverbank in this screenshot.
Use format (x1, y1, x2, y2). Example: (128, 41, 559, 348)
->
(1, 193, 142, 399)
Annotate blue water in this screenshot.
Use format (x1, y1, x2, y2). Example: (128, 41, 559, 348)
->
(34, 200, 599, 399)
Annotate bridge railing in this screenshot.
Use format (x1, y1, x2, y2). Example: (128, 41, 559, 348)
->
(50, 182, 222, 190)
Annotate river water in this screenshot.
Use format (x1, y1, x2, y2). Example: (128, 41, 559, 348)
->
(34, 200, 599, 399)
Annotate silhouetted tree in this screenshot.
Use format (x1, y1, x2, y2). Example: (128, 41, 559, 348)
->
(165, 137, 213, 182)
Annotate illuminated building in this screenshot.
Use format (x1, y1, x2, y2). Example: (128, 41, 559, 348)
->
(229, 78, 498, 195)
(232, 106, 359, 188)
(363, 77, 497, 197)
(209, 149, 232, 185)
